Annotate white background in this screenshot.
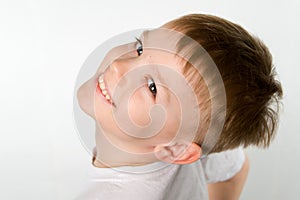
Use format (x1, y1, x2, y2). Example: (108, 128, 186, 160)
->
(0, 0, 299, 199)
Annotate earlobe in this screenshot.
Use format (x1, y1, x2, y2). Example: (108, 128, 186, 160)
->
(154, 142, 202, 164)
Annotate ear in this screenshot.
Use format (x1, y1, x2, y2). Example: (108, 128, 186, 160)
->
(154, 142, 202, 164)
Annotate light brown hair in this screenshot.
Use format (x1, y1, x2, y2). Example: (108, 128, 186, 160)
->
(164, 14, 283, 153)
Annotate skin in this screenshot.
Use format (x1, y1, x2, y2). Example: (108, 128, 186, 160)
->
(77, 28, 202, 167)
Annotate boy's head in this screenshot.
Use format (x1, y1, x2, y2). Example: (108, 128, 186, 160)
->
(77, 14, 282, 167)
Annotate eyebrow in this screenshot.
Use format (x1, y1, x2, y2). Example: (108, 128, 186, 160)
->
(136, 30, 147, 46)
(135, 37, 143, 46)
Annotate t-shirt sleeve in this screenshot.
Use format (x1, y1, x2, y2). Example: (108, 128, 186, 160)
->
(200, 148, 245, 184)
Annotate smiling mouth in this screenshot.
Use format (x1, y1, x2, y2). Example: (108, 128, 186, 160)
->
(97, 73, 114, 106)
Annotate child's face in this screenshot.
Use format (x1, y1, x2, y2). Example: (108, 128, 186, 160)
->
(78, 29, 200, 153)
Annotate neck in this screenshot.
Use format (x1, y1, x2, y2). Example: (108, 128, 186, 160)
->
(92, 156, 155, 168)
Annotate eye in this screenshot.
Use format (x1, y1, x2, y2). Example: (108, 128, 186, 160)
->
(135, 37, 143, 56)
(147, 77, 157, 97)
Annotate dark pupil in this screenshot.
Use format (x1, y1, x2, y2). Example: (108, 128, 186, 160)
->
(137, 46, 143, 56)
(149, 83, 157, 95)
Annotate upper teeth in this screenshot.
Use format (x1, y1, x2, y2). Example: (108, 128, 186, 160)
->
(98, 74, 112, 101)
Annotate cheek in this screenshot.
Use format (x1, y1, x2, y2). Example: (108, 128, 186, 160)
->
(150, 92, 181, 143)
(128, 89, 152, 127)
(94, 97, 113, 129)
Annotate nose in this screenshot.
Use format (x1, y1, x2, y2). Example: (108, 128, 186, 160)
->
(109, 58, 129, 78)
(110, 56, 143, 79)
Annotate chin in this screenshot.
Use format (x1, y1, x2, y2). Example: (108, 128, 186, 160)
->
(77, 79, 95, 119)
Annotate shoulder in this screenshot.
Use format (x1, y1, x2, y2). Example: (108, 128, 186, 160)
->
(200, 148, 245, 183)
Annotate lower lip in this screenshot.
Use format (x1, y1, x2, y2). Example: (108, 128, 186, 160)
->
(96, 82, 112, 105)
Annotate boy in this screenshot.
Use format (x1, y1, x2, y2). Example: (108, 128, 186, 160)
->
(75, 14, 282, 199)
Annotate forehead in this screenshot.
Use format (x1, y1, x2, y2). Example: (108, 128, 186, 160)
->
(139, 29, 189, 74)
(140, 28, 203, 73)
(140, 28, 184, 53)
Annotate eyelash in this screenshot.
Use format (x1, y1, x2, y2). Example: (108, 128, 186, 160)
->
(146, 77, 157, 98)
(135, 37, 143, 56)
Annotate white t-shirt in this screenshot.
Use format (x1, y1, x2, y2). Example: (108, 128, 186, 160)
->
(73, 148, 245, 200)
